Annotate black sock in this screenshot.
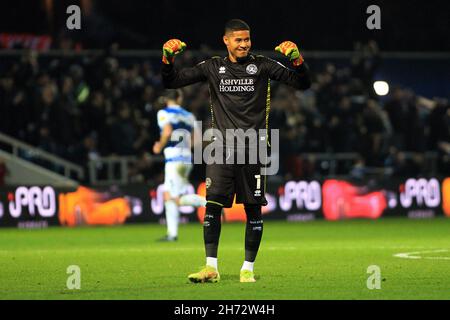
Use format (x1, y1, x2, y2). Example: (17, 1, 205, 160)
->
(244, 204, 263, 262)
(203, 202, 222, 258)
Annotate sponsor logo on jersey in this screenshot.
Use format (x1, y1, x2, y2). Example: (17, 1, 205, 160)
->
(219, 66, 226, 74)
(246, 64, 258, 74)
(219, 78, 255, 92)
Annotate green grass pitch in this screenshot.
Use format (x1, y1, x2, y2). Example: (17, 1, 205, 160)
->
(0, 218, 449, 300)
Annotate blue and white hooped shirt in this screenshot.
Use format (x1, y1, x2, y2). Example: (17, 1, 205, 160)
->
(157, 105, 196, 163)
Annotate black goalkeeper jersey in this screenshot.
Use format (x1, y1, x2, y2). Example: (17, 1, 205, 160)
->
(161, 53, 311, 146)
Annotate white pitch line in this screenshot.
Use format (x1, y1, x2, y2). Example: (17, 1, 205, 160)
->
(393, 249, 450, 260)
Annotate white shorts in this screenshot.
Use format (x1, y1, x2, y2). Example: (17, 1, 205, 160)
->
(164, 161, 193, 198)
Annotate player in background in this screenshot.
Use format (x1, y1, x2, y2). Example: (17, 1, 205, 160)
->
(153, 89, 206, 242)
(161, 19, 311, 281)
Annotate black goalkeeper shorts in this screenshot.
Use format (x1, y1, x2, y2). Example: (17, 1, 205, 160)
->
(205, 148, 268, 208)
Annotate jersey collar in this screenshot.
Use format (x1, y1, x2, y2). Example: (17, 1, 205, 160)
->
(224, 53, 255, 65)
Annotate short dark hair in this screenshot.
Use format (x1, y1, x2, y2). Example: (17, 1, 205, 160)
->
(224, 19, 250, 34)
(162, 89, 183, 103)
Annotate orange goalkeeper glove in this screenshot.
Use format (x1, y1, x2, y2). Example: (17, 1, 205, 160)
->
(275, 41, 304, 67)
(162, 39, 187, 64)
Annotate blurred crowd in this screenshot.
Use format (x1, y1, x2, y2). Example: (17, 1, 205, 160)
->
(0, 41, 449, 184)
(271, 41, 450, 179)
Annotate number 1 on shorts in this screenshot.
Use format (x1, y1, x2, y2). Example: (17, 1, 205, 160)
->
(255, 174, 261, 190)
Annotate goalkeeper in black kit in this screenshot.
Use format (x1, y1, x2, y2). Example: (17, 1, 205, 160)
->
(161, 19, 311, 283)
